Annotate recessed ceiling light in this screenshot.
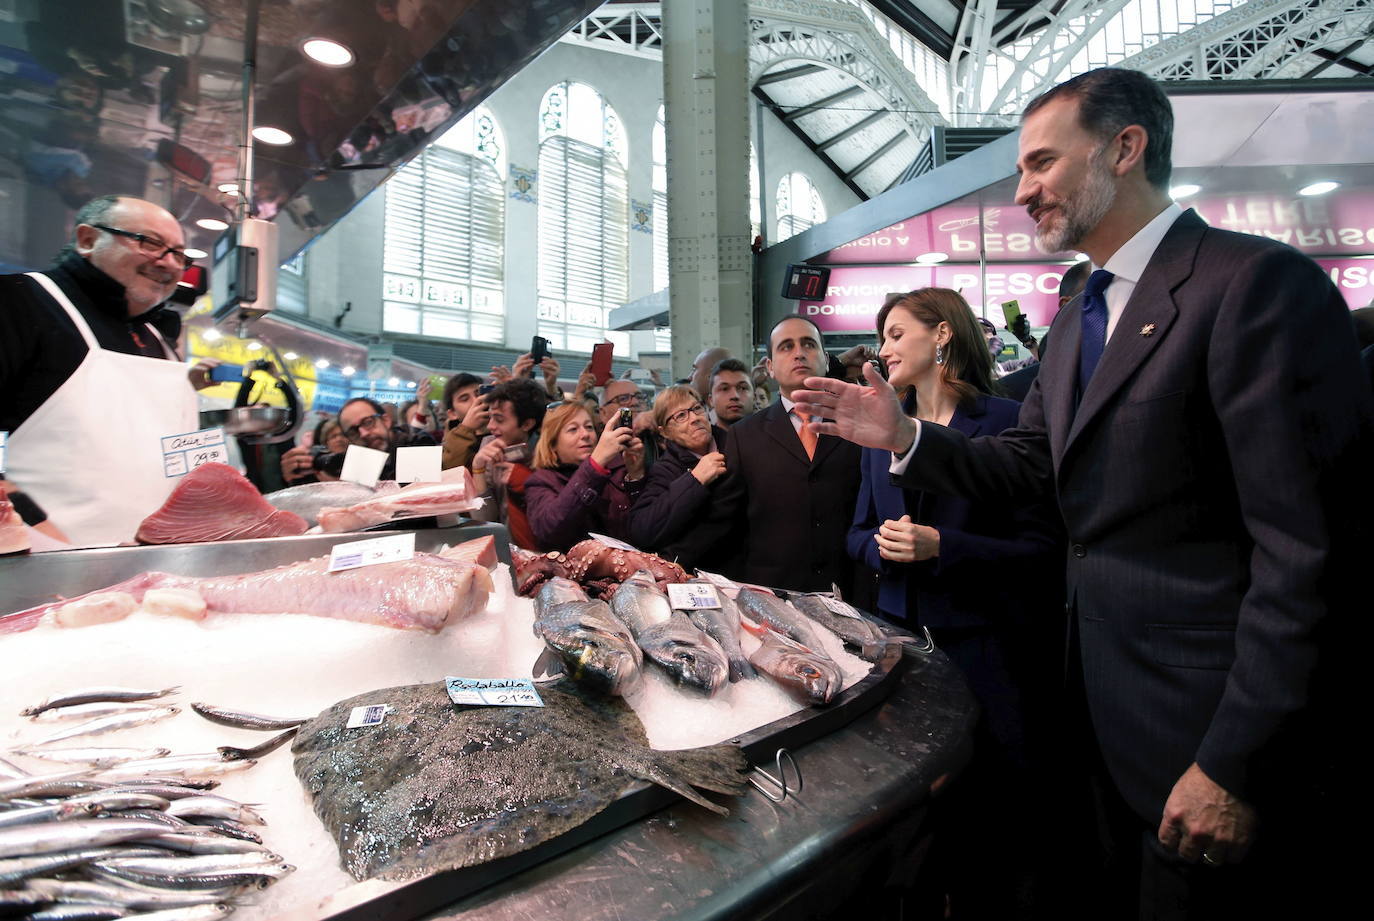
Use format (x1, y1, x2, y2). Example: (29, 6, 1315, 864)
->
(196, 218, 229, 231)
(1074, 253, 1090, 262)
(387, 377, 399, 387)
(341, 366, 356, 376)
(915, 252, 949, 264)
(183, 247, 208, 260)
(202, 328, 222, 342)
(301, 38, 355, 68)
(316, 358, 330, 369)
(1299, 180, 1339, 196)
(1169, 184, 1201, 199)
(407, 381, 417, 389)
(252, 126, 294, 146)
(283, 351, 298, 360)
(247, 341, 263, 351)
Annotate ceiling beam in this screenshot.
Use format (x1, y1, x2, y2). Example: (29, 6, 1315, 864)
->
(780, 83, 865, 122)
(844, 131, 908, 181)
(753, 87, 870, 202)
(815, 109, 891, 151)
(757, 63, 827, 85)
(864, 0, 957, 58)
(1306, 42, 1373, 77)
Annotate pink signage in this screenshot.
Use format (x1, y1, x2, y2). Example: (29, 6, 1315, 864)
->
(820, 191, 1374, 265)
(798, 257, 1373, 335)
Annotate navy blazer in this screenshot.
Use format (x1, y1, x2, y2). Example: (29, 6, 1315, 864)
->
(847, 394, 1062, 627)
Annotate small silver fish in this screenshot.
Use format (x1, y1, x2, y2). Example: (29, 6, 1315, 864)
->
(20, 686, 179, 717)
(0, 800, 96, 829)
(216, 726, 298, 761)
(106, 905, 235, 921)
(166, 795, 266, 826)
(11, 746, 171, 769)
(0, 817, 174, 858)
(94, 755, 256, 783)
(140, 831, 272, 856)
(31, 707, 181, 747)
(0, 768, 90, 800)
(30, 701, 164, 723)
(23, 878, 230, 910)
(0, 846, 131, 886)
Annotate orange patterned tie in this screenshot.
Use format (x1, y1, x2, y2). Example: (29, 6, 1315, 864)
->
(795, 409, 817, 460)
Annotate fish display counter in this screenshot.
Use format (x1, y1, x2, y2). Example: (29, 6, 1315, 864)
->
(0, 525, 976, 920)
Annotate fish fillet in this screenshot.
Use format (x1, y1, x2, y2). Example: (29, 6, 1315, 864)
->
(8, 552, 493, 634)
(136, 463, 308, 544)
(436, 535, 498, 570)
(317, 468, 481, 533)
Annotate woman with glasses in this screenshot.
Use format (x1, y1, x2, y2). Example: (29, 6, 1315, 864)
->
(525, 401, 646, 551)
(626, 385, 727, 563)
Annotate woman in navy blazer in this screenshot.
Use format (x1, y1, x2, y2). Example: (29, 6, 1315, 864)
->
(846, 287, 1062, 915)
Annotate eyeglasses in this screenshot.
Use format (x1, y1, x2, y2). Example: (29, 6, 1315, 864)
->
(665, 403, 707, 426)
(343, 413, 386, 440)
(93, 224, 195, 269)
(604, 392, 642, 407)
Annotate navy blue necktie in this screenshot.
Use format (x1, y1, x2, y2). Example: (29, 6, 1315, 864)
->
(1078, 269, 1114, 392)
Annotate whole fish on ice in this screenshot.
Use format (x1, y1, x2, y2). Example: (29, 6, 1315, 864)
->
(674, 580, 756, 682)
(610, 571, 729, 694)
(532, 578, 642, 695)
(262, 480, 391, 528)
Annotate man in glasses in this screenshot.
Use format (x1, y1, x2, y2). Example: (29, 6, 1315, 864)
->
(0, 194, 213, 546)
(336, 397, 436, 480)
(598, 379, 658, 474)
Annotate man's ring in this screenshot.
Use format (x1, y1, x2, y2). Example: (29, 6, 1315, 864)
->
(1201, 851, 1221, 867)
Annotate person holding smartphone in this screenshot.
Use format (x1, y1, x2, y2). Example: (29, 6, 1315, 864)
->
(525, 400, 646, 551)
(468, 379, 547, 550)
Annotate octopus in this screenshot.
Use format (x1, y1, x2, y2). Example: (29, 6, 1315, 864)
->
(563, 539, 687, 598)
(511, 547, 570, 597)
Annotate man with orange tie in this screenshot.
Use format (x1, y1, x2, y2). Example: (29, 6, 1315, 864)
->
(691, 315, 861, 593)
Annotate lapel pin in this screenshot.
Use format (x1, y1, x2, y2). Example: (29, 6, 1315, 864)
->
(1139, 323, 1156, 337)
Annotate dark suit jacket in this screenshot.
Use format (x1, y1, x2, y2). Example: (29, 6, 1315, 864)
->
(696, 399, 861, 593)
(896, 210, 1373, 826)
(847, 395, 1062, 627)
(628, 437, 721, 560)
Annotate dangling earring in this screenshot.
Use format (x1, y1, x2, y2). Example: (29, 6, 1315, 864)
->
(935, 344, 945, 365)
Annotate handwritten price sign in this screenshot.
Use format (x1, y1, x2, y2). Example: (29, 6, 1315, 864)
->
(161, 427, 229, 477)
(444, 677, 545, 708)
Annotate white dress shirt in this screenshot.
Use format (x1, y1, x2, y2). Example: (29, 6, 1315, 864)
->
(891, 202, 1187, 474)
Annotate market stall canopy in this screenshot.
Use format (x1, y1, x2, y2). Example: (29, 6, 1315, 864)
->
(0, 0, 603, 274)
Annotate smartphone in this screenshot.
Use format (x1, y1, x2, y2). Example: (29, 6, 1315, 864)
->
(530, 335, 551, 365)
(1000, 299, 1023, 332)
(477, 383, 496, 396)
(209, 363, 245, 383)
(590, 342, 614, 386)
(617, 408, 634, 431)
(502, 443, 531, 464)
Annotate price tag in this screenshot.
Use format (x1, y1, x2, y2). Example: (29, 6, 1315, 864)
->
(667, 582, 721, 610)
(814, 593, 864, 620)
(339, 444, 389, 487)
(588, 532, 639, 553)
(160, 427, 229, 478)
(445, 677, 544, 708)
(394, 445, 442, 484)
(346, 704, 391, 728)
(328, 532, 416, 573)
(0, 431, 7, 475)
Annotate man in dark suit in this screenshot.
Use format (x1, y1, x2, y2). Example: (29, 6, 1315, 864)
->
(694, 315, 861, 593)
(795, 68, 1371, 916)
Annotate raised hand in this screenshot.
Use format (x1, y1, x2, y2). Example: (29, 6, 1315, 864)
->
(791, 360, 917, 454)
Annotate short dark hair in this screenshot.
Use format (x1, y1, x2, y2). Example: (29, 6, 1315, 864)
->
(709, 357, 749, 388)
(57, 194, 126, 261)
(486, 378, 549, 429)
(339, 397, 384, 424)
(442, 372, 482, 410)
(1060, 260, 1092, 300)
(765, 314, 825, 358)
(1023, 67, 1173, 190)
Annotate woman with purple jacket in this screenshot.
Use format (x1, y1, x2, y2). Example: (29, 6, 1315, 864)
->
(525, 401, 646, 551)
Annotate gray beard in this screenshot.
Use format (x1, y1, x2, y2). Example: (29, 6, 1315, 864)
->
(1038, 155, 1116, 254)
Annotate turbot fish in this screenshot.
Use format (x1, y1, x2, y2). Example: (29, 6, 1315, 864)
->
(790, 594, 888, 661)
(532, 578, 643, 695)
(745, 625, 845, 706)
(675, 581, 756, 682)
(292, 681, 750, 880)
(610, 571, 729, 694)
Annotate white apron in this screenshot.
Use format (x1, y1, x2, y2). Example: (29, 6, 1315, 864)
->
(5, 273, 197, 547)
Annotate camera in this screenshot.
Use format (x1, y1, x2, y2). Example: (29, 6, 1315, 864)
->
(477, 383, 496, 396)
(617, 408, 634, 430)
(502, 443, 531, 464)
(310, 444, 346, 477)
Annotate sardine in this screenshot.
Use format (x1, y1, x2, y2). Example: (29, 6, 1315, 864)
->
(140, 831, 271, 855)
(534, 580, 643, 695)
(31, 707, 180, 747)
(216, 726, 297, 761)
(0, 818, 176, 858)
(0, 769, 90, 800)
(677, 582, 756, 681)
(11, 747, 171, 769)
(166, 796, 265, 826)
(20, 687, 179, 717)
(188, 703, 307, 731)
(0, 847, 149, 886)
(88, 860, 287, 891)
(95, 853, 287, 876)
(29, 702, 164, 723)
(611, 572, 729, 695)
(790, 594, 888, 660)
(736, 589, 836, 654)
(746, 627, 844, 706)
(94, 756, 256, 784)
(0, 800, 95, 829)
(101, 904, 234, 921)
(65, 791, 171, 813)
(180, 817, 262, 843)
(23, 878, 231, 910)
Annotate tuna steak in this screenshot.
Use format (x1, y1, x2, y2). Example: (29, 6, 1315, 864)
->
(292, 681, 750, 880)
(136, 464, 307, 544)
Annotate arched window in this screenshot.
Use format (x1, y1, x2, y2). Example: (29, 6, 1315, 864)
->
(382, 106, 505, 342)
(776, 171, 825, 242)
(537, 81, 630, 353)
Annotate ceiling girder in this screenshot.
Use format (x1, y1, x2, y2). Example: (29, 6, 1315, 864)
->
(815, 108, 891, 150)
(844, 131, 908, 180)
